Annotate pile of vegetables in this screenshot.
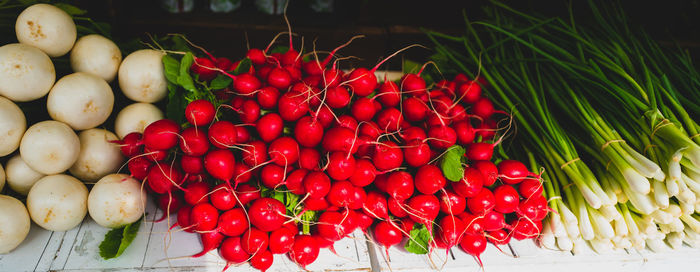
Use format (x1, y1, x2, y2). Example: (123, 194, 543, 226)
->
(108, 17, 550, 270)
(427, 1, 700, 253)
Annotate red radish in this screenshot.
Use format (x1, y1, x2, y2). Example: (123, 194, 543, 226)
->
(321, 127, 357, 154)
(204, 149, 236, 182)
(241, 228, 269, 255)
(233, 163, 252, 185)
(298, 148, 320, 170)
(373, 141, 404, 171)
(317, 211, 351, 241)
(251, 250, 273, 272)
(426, 112, 452, 127)
(414, 165, 447, 195)
(439, 215, 466, 248)
(211, 184, 236, 211)
(404, 140, 431, 167)
(427, 125, 457, 149)
(349, 159, 377, 187)
(147, 163, 183, 194)
(351, 97, 377, 121)
(334, 115, 358, 131)
(453, 168, 484, 198)
(454, 73, 469, 83)
(218, 208, 248, 236)
(208, 121, 237, 149)
(517, 195, 548, 221)
(378, 174, 392, 194)
(191, 57, 218, 81)
(311, 105, 335, 128)
(325, 86, 351, 108)
(185, 100, 215, 126)
(375, 108, 404, 132)
(236, 184, 261, 206)
(386, 171, 414, 201)
(314, 234, 336, 252)
(216, 57, 233, 71)
(373, 221, 403, 256)
(269, 137, 300, 167)
(476, 119, 497, 140)
(459, 234, 486, 265)
(304, 197, 330, 211)
(190, 203, 219, 231)
(357, 212, 374, 231)
(439, 189, 466, 215)
(289, 235, 320, 268)
(176, 205, 194, 232)
(321, 66, 343, 88)
(345, 68, 376, 97)
(400, 73, 426, 94)
(472, 97, 495, 119)
(285, 168, 308, 195)
(295, 116, 324, 148)
(181, 155, 204, 174)
(143, 147, 167, 162)
(348, 186, 367, 210)
(235, 126, 250, 143)
(456, 81, 482, 104)
(358, 122, 381, 139)
(257, 66, 273, 80)
(376, 81, 400, 107)
(278, 91, 309, 121)
(402, 97, 427, 121)
(256, 113, 283, 142)
(454, 121, 476, 145)
(116, 132, 143, 157)
(247, 48, 266, 65)
(326, 180, 354, 207)
(242, 141, 267, 167)
(303, 171, 331, 198)
(474, 160, 498, 186)
(388, 197, 408, 218)
(239, 100, 261, 123)
(493, 184, 520, 214)
(220, 237, 250, 267)
(449, 104, 468, 122)
(465, 142, 494, 161)
(155, 193, 182, 222)
(519, 179, 544, 199)
(269, 227, 295, 254)
(483, 210, 505, 231)
(233, 73, 262, 95)
(179, 127, 209, 156)
(498, 160, 530, 184)
(261, 164, 285, 188)
(191, 229, 224, 258)
(327, 152, 356, 181)
(398, 217, 416, 235)
(249, 198, 286, 232)
(128, 157, 151, 180)
(436, 79, 456, 94)
(231, 96, 246, 110)
(184, 182, 210, 205)
(487, 229, 510, 245)
(510, 217, 542, 240)
(257, 86, 280, 109)
(363, 191, 389, 220)
(402, 126, 427, 142)
(407, 194, 440, 229)
(267, 67, 292, 90)
(466, 188, 496, 215)
(143, 119, 180, 151)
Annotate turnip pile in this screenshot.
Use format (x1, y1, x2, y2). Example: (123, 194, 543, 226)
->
(112, 23, 548, 270)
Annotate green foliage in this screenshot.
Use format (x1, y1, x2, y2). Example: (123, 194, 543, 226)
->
(99, 218, 143, 260)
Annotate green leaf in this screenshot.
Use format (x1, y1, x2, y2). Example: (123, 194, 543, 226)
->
(403, 59, 422, 74)
(54, 3, 87, 15)
(179, 52, 194, 77)
(404, 223, 431, 254)
(166, 84, 185, 124)
(210, 75, 233, 90)
(232, 58, 251, 75)
(269, 46, 289, 55)
(285, 192, 300, 215)
(272, 191, 285, 205)
(300, 210, 317, 235)
(162, 55, 180, 84)
(99, 218, 143, 260)
(441, 145, 466, 182)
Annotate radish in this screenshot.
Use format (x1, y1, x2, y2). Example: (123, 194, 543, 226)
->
(439, 189, 466, 215)
(519, 178, 544, 199)
(349, 159, 377, 187)
(311, 105, 334, 128)
(402, 126, 427, 142)
(220, 237, 250, 267)
(114, 103, 164, 139)
(147, 163, 183, 195)
(454, 121, 476, 145)
(128, 157, 151, 180)
(373, 141, 404, 171)
(386, 171, 414, 201)
(400, 73, 426, 94)
(376, 81, 401, 107)
(0, 43, 55, 102)
(452, 168, 484, 198)
(247, 48, 266, 66)
(208, 120, 238, 149)
(115, 132, 143, 158)
(472, 97, 495, 119)
(204, 149, 236, 182)
(402, 97, 428, 122)
(303, 171, 331, 198)
(465, 142, 495, 161)
(459, 212, 485, 234)
(459, 234, 486, 265)
(289, 235, 320, 268)
(0, 195, 31, 253)
(239, 99, 261, 124)
(251, 250, 273, 272)
(15, 4, 76, 57)
(517, 195, 548, 221)
(233, 73, 262, 95)
(398, 217, 416, 235)
(473, 160, 498, 186)
(142, 119, 180, 151)
(407, 194, 440, 229)
(373, 174, 388, 193)
(318, 211, 351, 241)
(493, 184, 520, 214)
(236, 126, 251, 143)
(184, 182, 210, 205)
(439, 215, 466, 249)
(294, 116, 324, 148)
(304, 197, 330, 211)
(498, 160, 531, 185)
(325, 180, 354, 208)
(321, 127, 357, 154)
(181, 155, 204, 174)
(359, 122, 381, 139)
(143, 147, 167, 162)
(363, 191, 389, 220)
(19, 121, 80, 175)
(357, 211, 374, 231)
(257, 86, 280, 109)
(211, 184, 236, 211)
(298, 148, 320, 170)
(217, 208, 250, 236)
(0, 96, 25, 156)
(476, 119, 497, 140)
(236, 184, 261, 206)
(176, 205, 194, 232)
(404, 140, 431, 167)
(325, 86, 351, 108)
(267, 66, 292, 90)
(269, 227, 295, 254)
(190, 203, 219, 231)
(388, 197, 408, 218)
(278, 91, 309, 121)
(286, 168, 308, 195)
(483, 211, 505, 231)
(241, 227, 269, 255)
(69, 129, 123, 182)
(351, 97, 377, 121)
(334, 115, 359, 131)
(261, 164, 285, 188)
(509, 216, 542, 240)
(256, 113, 283, 142)
(179, 127, 210, 156)
(269, 136, 300, 167)
(427, 125, 457, 149)
(155, 193, 181, 222)
(372, 221, 403, 256)
(191, 229, 224, 258)
(27, 175, 87, 231)
(376, 108, 405, 132)
(87, 174, 147, 228)
(487, 229, 510, 245)
(190, 57, 218, 81)
(466, 188, 496, 215)
(326, 152, 356, 181)
(414, 165, 447, 195)
(348, 186, 367, 210)
(455, 81, 482, 104)
(249, 198, 286, 232)
(118, 49, 168, 103)
(185, 100, 215, 126)
(4, 155, 44, 195)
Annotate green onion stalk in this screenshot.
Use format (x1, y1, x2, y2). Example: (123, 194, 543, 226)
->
(425, 0, 700, 253)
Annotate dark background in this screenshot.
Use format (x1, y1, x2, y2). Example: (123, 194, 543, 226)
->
(72, 0, 700, 70)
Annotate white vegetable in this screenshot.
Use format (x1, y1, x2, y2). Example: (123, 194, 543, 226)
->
(69, 129, 124, 183)
(0, 195, 31, 254)
(19, 120, 80, 175)
(118, 49, 167, 103)
(5, 155, 44, 195)
(88, 174, 146, 228)
(0, 43, 55, 102)
(0, 96, 26, 157)
(114, 102, 164, 139)
(15, 4, 76, 57)
(0, 164, 4, 192)
(27, 174, 87, 231)
(47, 72, 114, 130)
(70, 34, 121, 82)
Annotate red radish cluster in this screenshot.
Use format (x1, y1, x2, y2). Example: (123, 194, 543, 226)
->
(115, 31, 548, 271)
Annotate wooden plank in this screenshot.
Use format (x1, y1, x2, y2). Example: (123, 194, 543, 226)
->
(35, 219, 85, 271)
(0, 222, 54, 272)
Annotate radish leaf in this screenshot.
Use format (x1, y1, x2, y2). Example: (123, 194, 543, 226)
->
(210, 75, 232, 90)
(99, 218, 143, 260)
(441, 145, 466, 181)
(404, 223, 431, 254)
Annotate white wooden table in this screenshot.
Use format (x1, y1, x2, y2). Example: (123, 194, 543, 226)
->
(3, 199, 700, 272)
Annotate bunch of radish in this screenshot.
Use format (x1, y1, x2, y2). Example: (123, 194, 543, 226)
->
(115, 28, 549, 270)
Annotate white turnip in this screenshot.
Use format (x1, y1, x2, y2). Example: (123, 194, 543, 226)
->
(19, 120, 80, 175)
(47, 72, 114, 130)
(87, 174, 147, 228)
(4, 155, 44, 195)
(0, 43, 55, 102)
(27, 174, 88, 231)
(0, 195, 31, 253)
(114, 102, 164, 139)
(118, 49, 168, 103)
(70, 34, 122, 82)
(69, 129, 124, 182)
(15, 4, 76, 57)
(0, 96, 26, 156)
